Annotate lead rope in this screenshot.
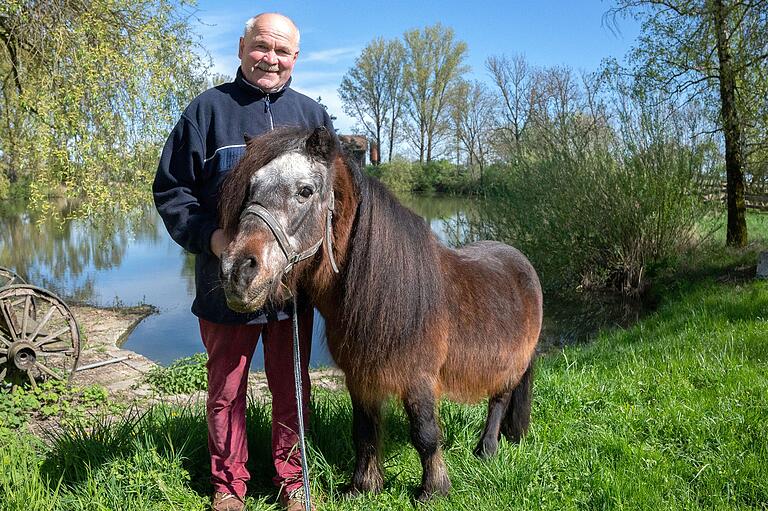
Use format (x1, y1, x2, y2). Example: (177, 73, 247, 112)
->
(281, 192, 341, 511)
(291, 293, 312, 511)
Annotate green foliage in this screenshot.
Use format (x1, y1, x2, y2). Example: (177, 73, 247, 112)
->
(403, 23, 469, 162)
(454, 76, 720, 296)
(0, 0, 209, 215)
(339, 37, 406, 163)
(145, 353, 208, 395)
(0, 379, 118, 429)
(1, 277, 767, 509)
(367, 158, 482, 195)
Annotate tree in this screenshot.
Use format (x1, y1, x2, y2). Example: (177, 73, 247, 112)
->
(403, 24, 468, 163)
(315, 96, 338, 122)
(339, 37, 405, 164)
(608, 0, 768, 247)
(0, 0, 207, 211)
(449, 80, 497, 180)
(486, 54, 539, 163)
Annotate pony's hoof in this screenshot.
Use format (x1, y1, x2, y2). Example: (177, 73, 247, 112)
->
(473, 439, 499, 459)
(343, 480, 383, 498)
(342, 486, 364, 500)
(415, 478, 451, 503)
(415, 487, 450, 503)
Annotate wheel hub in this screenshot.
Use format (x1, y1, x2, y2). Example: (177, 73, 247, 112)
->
(9, 341, 37, 371)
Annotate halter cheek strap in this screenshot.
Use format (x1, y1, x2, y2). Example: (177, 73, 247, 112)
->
(239, 192, 340, 275)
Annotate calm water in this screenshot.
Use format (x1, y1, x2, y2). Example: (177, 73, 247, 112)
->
(0, 195, 472, 369)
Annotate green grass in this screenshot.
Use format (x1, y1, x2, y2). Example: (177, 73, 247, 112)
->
(2, 277, 767, 510)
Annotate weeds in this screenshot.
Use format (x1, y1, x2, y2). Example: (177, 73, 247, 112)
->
(0, 379, 121, 429)
(144, 352, 208, 394)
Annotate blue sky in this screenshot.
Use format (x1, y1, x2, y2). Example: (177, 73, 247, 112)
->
(191, 1, 641, 133)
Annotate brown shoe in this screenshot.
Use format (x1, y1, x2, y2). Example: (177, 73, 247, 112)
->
(279, 487, 315, 511)
(212, 491, 245, 511)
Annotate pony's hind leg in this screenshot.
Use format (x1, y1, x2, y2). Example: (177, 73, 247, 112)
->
(501, 358, 534, 443)
(403, 386, 451, 502)
(349, 397, 384, 495)
(473, 388, 513, 459)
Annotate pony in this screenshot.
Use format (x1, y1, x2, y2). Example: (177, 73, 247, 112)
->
(217, 127, 542, 501)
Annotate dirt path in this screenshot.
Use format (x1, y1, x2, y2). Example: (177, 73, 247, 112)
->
(69, 304, 345, 406)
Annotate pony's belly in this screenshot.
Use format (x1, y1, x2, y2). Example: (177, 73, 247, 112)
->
(439, 344, 532, 403)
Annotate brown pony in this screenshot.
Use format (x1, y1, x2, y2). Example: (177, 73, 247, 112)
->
(218, 127, 542, 501)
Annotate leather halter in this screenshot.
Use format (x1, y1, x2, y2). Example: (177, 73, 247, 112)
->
(239, 192, 340, 276)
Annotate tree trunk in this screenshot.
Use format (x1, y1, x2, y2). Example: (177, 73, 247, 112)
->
(713, 0, 748, 247)
(388, 122, 396, 162)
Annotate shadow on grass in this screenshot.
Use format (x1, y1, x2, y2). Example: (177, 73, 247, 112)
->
(34, 391, 416, 502)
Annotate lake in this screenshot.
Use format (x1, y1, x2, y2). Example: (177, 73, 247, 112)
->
(0, 195, 473, 369)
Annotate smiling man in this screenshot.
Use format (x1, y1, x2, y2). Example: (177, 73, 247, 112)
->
(153, 13, 334, 511)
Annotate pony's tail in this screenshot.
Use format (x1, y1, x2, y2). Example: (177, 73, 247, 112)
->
(501, 358, 534, 443)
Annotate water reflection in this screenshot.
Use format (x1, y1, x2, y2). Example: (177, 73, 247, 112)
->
(0, 194, 474, 368)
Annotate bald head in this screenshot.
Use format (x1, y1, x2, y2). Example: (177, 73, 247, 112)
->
(239, 13, 301, 92)
(244, 13, 300, 48)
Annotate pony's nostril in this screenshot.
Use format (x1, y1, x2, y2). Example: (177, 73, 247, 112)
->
(235, 256, 259, 283)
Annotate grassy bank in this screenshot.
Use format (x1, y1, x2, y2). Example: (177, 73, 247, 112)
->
(2, 275, 767, 510)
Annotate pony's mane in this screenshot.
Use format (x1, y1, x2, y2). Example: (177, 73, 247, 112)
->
(218, 127, 334, 236)
(340, 165, 445, 355)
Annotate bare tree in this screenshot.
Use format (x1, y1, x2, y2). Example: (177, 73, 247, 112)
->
(449, 80, 497, 181)
(486, 54, 539, 163)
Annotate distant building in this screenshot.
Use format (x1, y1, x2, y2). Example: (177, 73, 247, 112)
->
(339, 135, 368, 168)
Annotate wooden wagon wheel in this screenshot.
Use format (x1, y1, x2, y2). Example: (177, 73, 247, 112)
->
(0, 267, 26, 287)
(0, 285, 81, 388)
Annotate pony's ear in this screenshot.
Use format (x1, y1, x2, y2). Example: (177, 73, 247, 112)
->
(306, 127, 336, 161)
(243, 132, 253, 144)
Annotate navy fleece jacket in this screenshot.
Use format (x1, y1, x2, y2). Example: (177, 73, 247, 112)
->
(153, 68, 335, 324)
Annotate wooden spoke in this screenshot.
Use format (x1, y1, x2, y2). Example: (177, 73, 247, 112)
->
(0, 366, 6, 382)
(27, 370, 37, 390)
(0, 356, 6, 365)
(1, 301, 19, 343)
(27, 306, 57, 343)
(35, 361, 63, 380)
(35, 326, 72, 347)
(20, 295, 31, 340)
(37, 349, 75, 356)
(0, 345, 7, 354)
(0, 267, 25, 287)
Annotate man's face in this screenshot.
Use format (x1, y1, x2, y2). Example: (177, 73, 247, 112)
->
(239, 15, 299, 92)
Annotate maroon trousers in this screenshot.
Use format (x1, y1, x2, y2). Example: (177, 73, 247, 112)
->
(199, 306, 313, 498)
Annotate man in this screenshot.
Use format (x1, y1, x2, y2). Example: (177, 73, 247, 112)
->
(153, 13, 333, 511)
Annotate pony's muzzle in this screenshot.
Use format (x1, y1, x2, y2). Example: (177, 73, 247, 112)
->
(220, 251, 269, 312)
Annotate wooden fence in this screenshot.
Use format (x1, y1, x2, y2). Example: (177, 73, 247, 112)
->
(701, 181, 768, 211)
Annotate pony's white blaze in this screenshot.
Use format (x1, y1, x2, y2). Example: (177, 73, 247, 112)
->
(244, 150, 329, 279)
(249, 150, 318, 189)
(249, 150, 326, 249)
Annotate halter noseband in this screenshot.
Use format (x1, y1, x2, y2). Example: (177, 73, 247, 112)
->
(239, 192, 340, 276)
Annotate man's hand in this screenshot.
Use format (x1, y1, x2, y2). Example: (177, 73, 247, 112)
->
(210, 228, 232, 258)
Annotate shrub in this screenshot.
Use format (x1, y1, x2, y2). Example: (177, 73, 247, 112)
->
(144, 353, 208, 395)
(365, 157, 417, 193)
(462, 103, 717, 297)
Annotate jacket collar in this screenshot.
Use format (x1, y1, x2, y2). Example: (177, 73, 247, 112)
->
(235, 67, 291, 98)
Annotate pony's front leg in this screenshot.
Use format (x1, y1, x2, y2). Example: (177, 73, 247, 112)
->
(349, 396, 384, 495)
(403, 387, 451, 501)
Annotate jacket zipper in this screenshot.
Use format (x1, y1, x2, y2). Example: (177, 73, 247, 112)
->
(265, 94, 274, 130)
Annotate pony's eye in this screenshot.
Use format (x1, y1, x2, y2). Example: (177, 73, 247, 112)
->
(298, 186, 314, 199)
